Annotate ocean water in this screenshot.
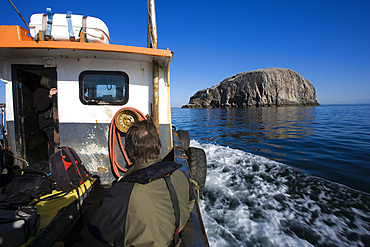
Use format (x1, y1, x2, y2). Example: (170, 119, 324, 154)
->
(171, 105, 370, 247)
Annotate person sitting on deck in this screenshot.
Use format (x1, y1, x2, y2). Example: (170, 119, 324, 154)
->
(81, 120, 195, 247)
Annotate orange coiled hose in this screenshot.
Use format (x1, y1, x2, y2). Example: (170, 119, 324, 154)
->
(109, 107, 146, 178)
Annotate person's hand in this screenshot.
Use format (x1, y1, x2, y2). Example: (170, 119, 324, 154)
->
(49, 88, 58, 98)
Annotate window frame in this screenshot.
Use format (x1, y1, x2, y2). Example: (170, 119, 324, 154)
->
(79, 70, 129, 105)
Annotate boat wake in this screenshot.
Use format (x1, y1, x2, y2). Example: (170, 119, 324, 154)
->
(191, 141, 370, 247)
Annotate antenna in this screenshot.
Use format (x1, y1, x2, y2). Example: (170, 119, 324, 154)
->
(8, 0, 30, 30)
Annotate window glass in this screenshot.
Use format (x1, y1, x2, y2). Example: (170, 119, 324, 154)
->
(79, 71, 129, 105)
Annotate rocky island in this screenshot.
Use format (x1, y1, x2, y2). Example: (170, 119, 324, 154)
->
(182, 68, 320, 108)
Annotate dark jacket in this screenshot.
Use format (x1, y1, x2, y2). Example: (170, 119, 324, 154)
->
(81, 159, 195, 247)
(34, 87, 53, 129)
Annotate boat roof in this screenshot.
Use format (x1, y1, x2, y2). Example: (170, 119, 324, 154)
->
(0, 25, 173, 63)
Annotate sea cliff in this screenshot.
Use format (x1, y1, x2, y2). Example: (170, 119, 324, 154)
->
(182, 68, 320, 108)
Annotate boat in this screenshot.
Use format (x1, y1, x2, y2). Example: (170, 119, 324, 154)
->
(0, 1, 209, 246)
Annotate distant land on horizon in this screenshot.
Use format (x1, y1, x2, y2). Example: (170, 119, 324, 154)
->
(172, 103, 370, 109)
(182, 68, 320, 109)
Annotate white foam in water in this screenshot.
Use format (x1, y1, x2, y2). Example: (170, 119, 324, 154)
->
(190, 140, 370, 247)
(78, 128, 110, 172)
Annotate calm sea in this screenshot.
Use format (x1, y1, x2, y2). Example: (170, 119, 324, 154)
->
(172, 105, 370, 247)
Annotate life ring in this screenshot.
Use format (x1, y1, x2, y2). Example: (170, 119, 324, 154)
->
(109, 107, 146, 178)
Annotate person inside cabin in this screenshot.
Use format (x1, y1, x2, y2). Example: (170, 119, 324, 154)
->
(81, 120, 195, 247)
(34, 75, 57, 159)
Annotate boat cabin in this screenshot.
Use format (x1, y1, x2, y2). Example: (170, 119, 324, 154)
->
(0, 22, 173, 185)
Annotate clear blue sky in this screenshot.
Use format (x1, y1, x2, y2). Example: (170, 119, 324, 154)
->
(1, 0, 369, 106)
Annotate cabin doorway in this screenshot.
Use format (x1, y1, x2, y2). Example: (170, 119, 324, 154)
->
(11, 65, 58, 166)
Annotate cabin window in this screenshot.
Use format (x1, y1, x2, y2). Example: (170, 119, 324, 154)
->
(79, 71, 129, 105)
